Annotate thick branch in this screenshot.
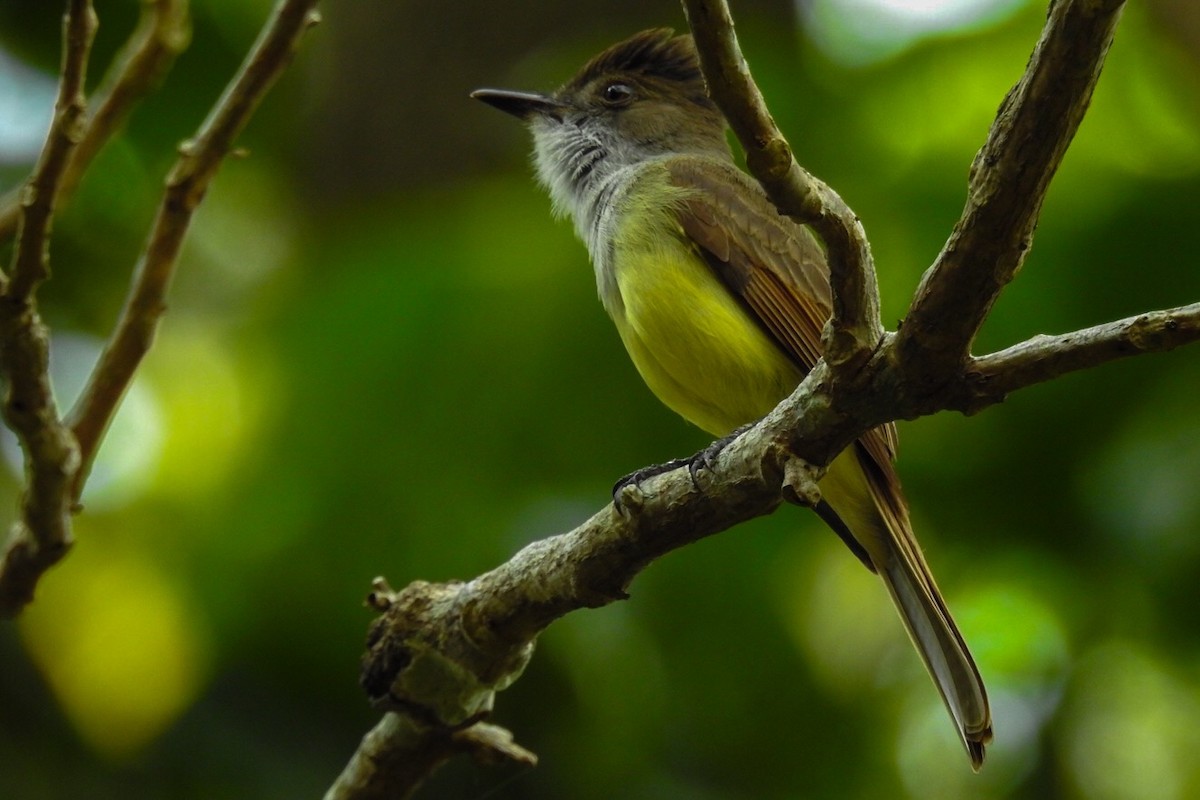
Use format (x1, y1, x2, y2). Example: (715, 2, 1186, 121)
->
(356, 297, 1200, 653)
(341, 299, 1200, 797)
(0, 0, 192, 244)
(324, 712, 536, 800)
(354, 434, 820, 708)
(897, 0, 1126, 381)
(332, 409, 823, 798)
(680, 0, 882, 372)
(64, 0, 321, 499)
(331, 2, 1196, 796)
(0, 0, 96, 617)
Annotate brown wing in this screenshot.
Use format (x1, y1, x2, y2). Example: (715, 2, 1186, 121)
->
(664, 157, 899, 470)
(665, 162, 990, 763)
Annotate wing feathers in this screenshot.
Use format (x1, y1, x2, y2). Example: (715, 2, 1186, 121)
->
(664, 156, 992, 766)
(665, 157, 898, 465)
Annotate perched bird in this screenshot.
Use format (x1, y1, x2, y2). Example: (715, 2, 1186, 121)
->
(472, 28, 992, 768)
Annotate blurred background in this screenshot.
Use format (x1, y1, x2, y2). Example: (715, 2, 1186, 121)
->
(0, 0, 1198, 797)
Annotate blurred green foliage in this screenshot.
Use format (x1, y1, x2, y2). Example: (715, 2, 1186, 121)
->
(1, 0, 1199, 798)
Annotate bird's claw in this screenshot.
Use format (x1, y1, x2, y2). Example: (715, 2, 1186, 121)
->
(612, 456, 692, 515)
(611, 424, 753, 515)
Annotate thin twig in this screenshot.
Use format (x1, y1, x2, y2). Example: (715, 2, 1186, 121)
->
(680, 0, 882, 371)
(64, 0, 321, 499)
(0, 0, 192, 243)
(0, 0, 318, 616)
(5, 0, 97, 296)
(953, 302, 1200, 412)
(0, 0, 96, 617)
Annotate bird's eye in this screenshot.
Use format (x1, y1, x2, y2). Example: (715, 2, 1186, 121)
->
(601, 82, 634, 106)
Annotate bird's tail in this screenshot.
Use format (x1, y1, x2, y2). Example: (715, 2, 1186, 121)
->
(821, 449, 993, 770)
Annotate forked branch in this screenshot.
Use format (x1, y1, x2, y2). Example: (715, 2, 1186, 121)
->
(0, 0, 97, 617)
(64, 0, 322, 498)
(897, 0, 1127, 382)
(0, 0, 321, 618)
(0, 0, 192, 244)
(327, 1, 1191, 798)
(681, 0, 882, 373)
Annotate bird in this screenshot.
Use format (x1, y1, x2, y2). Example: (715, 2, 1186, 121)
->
(472, 27, 992, 768)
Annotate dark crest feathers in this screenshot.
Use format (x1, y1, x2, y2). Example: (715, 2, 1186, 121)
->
(565, 28, 706, 94)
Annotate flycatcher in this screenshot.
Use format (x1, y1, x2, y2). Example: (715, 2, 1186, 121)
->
(472, 28, 992, 768)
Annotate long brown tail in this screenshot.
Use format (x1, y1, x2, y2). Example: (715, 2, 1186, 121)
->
(874, 516, 993, 769)
(819, 448, 993, 770)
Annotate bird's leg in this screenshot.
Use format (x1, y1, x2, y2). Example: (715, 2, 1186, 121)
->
(611, 423, 754, 513)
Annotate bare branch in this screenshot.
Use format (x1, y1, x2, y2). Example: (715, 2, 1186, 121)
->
(330, 1, 1200, 795)
(5, 0, 97, 297)
(337, 294, 1200, 795)
(952, 303, 1200, 413)
(0, 0, 318, 616)
(0, 0, 192, 243)
(329, 394, 844, 797)
(0, 0, 97, 617)
(324, 713, 459, 800)
(896, 0, 1127, 381)
(324, 713, 536, 800)
(0, 303, 80, 618)
(64, 0, 322, 499)
(679, 0, 882, 373)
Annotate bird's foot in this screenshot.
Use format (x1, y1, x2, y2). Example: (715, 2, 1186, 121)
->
(611, 456, 692, 515)
(611, 424, 753, 515)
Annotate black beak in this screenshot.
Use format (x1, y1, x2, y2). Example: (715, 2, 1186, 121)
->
(470, 88, 564, 121)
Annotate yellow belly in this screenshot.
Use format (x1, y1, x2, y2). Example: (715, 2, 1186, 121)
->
(608, 219, 802, 437)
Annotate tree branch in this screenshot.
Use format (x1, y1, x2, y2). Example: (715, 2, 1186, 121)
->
(896, 0, 1127, 383)
(952, 302, 1200, 413)
(0, 0, 320, 618)
(64, 0, 321, 500)
(5, 0, 96, 297)
(328, 429, 808, 799)
(680, 0, 882, 374)
(328, 0, 1186, 796)
(0, 0, 192, 244)
(324, 693, 537, 800)
(0, 0, 96, 618)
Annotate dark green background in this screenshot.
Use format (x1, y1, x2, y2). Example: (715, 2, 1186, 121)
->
(1, 0, 1198, 797)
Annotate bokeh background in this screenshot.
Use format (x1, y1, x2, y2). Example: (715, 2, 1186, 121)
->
(1, 0, 1198, 797)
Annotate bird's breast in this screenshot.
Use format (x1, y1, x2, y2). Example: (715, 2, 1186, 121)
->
(604, 192, 802, 437)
